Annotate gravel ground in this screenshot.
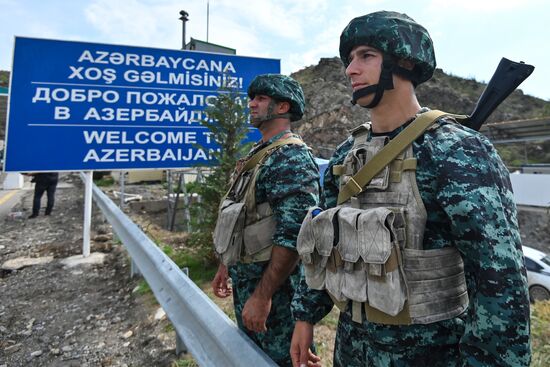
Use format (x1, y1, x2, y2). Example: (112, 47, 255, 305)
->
(0, 174, 179, 367)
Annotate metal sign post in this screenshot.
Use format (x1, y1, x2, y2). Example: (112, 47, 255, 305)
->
(83, 171, 93, 257)
(119, 171, 125, 208)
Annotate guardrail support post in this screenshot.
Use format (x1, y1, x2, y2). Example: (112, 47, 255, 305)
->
(176, 331, 188, 356)
(130, 258, 141, 278)
(174, 266, 190, 355)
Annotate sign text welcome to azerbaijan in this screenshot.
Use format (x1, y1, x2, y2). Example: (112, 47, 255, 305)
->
(4, 37, 279, 172)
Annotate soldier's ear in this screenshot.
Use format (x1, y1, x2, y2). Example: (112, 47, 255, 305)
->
(397, 59, 415, 71)
(277, 100, 291, 114)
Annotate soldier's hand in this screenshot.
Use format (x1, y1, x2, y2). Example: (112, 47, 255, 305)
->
(291, 321, 320, 367)
(242, 294, 271, 333)
(211, 264, 232, 298)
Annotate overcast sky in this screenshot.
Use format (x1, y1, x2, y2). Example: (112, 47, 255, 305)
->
(1, 0, 548, 101)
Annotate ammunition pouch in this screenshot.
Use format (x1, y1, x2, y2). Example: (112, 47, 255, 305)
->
(214, 199, 276, 266)
(214, 136, 306, 266)
(241, 202, 276, 263)
(298, 206, 339, 290)
(297, 205, 468, 325)
(213, 200, 246, 266)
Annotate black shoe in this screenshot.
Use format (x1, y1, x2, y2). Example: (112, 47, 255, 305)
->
(28, 214, 38, 219)
(45, 212, 51, 216)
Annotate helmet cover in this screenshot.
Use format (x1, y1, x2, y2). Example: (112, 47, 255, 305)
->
(247, 74, 305, 121)
(339, 11, 436, 85)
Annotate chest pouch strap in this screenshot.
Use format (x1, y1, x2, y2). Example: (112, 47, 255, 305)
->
(224, 137, 305, 202)
(242, 137, 305, 219)
(337, 110, 467, 205)
(332, 165, 346, 176)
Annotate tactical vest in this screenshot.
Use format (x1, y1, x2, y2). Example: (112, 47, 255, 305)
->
(214, 137, 305, 266)
(298, 114, 469, 325)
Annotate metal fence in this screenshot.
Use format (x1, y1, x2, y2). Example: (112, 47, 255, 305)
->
(91, 183, 277, 366)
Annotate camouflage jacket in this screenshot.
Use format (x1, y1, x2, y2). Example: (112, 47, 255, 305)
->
(230, 129, 320, 280)
(291, 114, 531, 366)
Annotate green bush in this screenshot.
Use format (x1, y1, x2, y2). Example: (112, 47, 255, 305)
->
(0, 70, 9, 87)
(94, 176, 115, 187)
(162, 244, 217, 284)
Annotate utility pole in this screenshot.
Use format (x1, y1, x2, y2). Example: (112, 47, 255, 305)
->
(206, 1, 210, 42)
(179, 10, 189, 50)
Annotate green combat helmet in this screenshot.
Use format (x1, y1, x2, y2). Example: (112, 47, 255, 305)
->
(339, 11, 436, 108)
(247, 74, 305, 122)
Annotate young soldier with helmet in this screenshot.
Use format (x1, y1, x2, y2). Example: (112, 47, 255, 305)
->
(290, 11, 531, 367)
(211, 74, 320, 366)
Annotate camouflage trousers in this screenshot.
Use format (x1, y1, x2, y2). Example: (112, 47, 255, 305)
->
(230, 268, 296, 367)
(333, 312, 461, 367)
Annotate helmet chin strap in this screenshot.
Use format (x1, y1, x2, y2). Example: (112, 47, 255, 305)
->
(351, 56, 396, 108)
(250, 100, 292, 128)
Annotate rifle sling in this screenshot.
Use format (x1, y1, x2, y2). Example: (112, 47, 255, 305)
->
(241, 137, 304, 173)
(337, 110, 464, 205)
(225, 137, 305, 198)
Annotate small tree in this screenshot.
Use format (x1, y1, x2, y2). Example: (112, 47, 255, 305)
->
(0, 70, 10, 87)
(187, 85, 252, 249)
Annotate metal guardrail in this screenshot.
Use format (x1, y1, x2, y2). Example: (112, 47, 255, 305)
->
(91, 183, 277, 367)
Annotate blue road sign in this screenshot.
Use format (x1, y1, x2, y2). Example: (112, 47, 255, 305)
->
(4, 37, 280, 172)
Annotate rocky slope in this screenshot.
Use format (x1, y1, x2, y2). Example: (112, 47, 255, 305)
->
(291, 57, 550, 158)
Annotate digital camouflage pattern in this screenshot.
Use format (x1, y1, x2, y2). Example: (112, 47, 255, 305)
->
(230, 129, 320, 366)
(333, 311, 463, 367)
(339, 11, 436, 85)
(230, 263, 303, 367)
(292, 111, 531, 366)
(247, 74, 306, 121)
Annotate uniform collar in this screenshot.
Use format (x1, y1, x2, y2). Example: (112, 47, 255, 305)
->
(250, 129, 293, 155)
(370, 107, 430, 139)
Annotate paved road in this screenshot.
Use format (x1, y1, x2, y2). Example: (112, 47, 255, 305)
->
(0, 173, 76, 220)
(0, 173, 31, 220)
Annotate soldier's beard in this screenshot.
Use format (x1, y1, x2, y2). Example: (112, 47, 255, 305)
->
(250, 101, 277, 128)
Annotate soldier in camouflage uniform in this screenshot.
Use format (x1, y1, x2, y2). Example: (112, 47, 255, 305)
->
(211, 74, 320, 366)
(290, 11, 531, 367)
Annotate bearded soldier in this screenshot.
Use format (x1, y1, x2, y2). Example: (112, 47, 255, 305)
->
(290, 11, 531, 367)
(211, 74, 320, 366)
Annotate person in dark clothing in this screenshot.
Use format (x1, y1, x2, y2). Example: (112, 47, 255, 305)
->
(29, 172, 59, 218)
